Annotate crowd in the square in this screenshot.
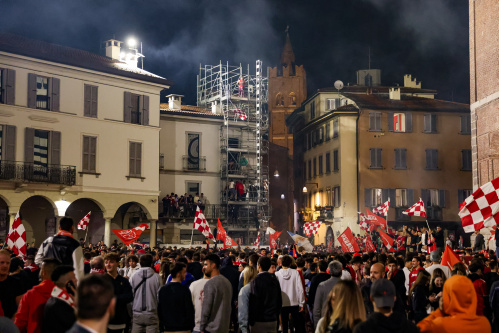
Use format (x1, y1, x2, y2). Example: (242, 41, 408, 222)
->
(0, 216, 496, 333)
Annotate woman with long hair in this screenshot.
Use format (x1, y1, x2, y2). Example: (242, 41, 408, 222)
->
(409, 270, 432, 323)
(451, 262, 467, 276)
(316, 280, 366, 333)
(429, 268, 446, 310)
(238, 265, 259, 333)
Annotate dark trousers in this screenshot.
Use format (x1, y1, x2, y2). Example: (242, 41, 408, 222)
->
(281, 306, 305, 333)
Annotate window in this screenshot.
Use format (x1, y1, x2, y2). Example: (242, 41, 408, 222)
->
(84, 85, 98, 117)
(325, 153, 331, 173)
(124, 92, 149, 125)
(187, 182, 200, 197)
(303, 162, 307, 181)
(333, 150, 339, 172)
(333, 187, 341, 207)
(460, 115, 471, 135)
(0, 68, 15, 105)
(0, 124, 16, 162)
(462, 149, 472, 171)
(187, 133, 200, 170)
(28, 74, 60, 111)
(327, 98, 338, 110)
(310, 101, 315, 119)
(24, 128, 60, 168)
(421, 189, 446, 208)
(326, 187, 333, 206)
(313, 158, 317, 177)
(82, 136, 97, 173)
(34, 129, 49, 177)
(129, 142, 142, 177)
(369, 112, 382, 131)
(289, 92, 296, 106)
(425, 149, 438, 170)
(370, 148, 382, 169)
(395, 189, 408, 207)
(424, 114, 437, 133)
(318, 155, 323, 175)
(275, 93, 284, 106)
(318, 127, 324, 144)
(325, 123, 330, 141)
(308, 160, 311, 180)
(394, 148, 407, 169)
(333, 118, 339, 138)
(365, 188, 383, 207)
(388, 112, 412, 133)
(458, 189, 473, 205)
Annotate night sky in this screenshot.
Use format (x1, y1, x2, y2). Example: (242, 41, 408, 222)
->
(0, 0, 470, 105)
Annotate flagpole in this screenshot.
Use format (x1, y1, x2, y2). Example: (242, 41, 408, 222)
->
(84, 227, 90, 245)
(190, 228, 194, 246)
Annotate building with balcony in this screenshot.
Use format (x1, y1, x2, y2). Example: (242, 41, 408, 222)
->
(0, 33, 171, 246)
(287, 71, 472, 245)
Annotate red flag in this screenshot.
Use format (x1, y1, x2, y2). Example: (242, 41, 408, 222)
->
(292, 245, 297, 258)
(365, 209, 387, 230)
(364, 235, 376, 252)
(253, 228, 261, 247)
(7, 211, 26, 257)
(338, 227, 360, 253)
(459, 176, 499, 232)
(112, 223, 149, 246)
(441, 245, 463, 270)
(223, 234, 237, 249)
(216, 219, 226, 241)
(378, 229, 395, 252)
(269, 230, 282, 249)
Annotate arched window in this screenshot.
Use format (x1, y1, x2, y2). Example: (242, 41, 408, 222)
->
(276, 93, 284, 106)
(289, 92, 297, 106)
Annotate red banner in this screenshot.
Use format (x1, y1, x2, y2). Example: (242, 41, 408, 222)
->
(223, 234, 237, 249)
(441, 245, 463, 269)
(338, 227, 360, 253)
(364, 235, 376, 252)
(269, 230, 282, 249)
(112, 223, 149, 246)
(378, 228, 395, 252)
(216, 219, 227, 241)
(365, 209, 387, 230)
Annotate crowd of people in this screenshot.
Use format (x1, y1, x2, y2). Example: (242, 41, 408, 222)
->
(161, 193, 208, 218)
(0, 216, 497, 333)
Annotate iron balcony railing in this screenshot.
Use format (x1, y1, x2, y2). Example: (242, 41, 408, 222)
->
(182, 156, 207, 171)
(0, 161, 76, 186)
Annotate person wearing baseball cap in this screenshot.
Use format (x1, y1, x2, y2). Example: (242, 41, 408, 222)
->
(354, 279, 418, 333)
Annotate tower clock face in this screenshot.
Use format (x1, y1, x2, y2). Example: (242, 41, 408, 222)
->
(188, 134, 199, 168)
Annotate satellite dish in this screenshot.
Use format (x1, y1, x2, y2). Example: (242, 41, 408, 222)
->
(334, 80, 344, 90)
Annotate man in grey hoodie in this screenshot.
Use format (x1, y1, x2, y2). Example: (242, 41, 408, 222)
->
(129, 254, 161, 333)
(313, 260, 343, 328)
(200, 254, 233, 333)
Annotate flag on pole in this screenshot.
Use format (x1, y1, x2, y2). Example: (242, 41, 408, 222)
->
(112, 223, 149, 246)
(223, 234, 237, 249)
(253, 228, 261, 247)
(269, 230, 282, 249)
(403, 198, 427, 217)
(358, 212, 369, 232)
(232, 109, 248, 120)
(7, 211, 26, 257)
(216, 219, 226, 241)
(77, 212, 91, 230)
(365, 209, 387, 230)
(193, 206, 214, 239)
(287, 232, 314, 252)
(459, 177, 499, 233)
(292, 245, 297, 258)
(337, 227, 360, 253)
(440, 244, 463, 270)
(378, 229, 395, 252)
(364, 235, 376, 252)
(303, 221, 322, 237)
(373, 198, 390, 216)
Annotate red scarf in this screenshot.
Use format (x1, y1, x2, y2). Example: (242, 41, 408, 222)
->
(51, 286, 75, 308)
(57, 230, 74, 238)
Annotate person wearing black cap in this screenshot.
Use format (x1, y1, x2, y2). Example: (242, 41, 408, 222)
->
(353, 279, 418, 333)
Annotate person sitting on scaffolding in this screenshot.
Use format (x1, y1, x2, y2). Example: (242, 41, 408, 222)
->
(239, 154, 248, 172)
(237, 75, 245, 97)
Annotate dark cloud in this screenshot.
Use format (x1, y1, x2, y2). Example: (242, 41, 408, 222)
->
(0, 0, 469, 104)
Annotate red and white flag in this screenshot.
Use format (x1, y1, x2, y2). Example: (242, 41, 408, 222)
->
(365, 209, 387, 230)
(193, 206, 214, 239)
(358, 212, 370, 232)
(216, 219, 226, 241)
(269, 230, 282, 249)
(7, 211, 26, 257)
(232, 109, 248, 120)
(373, 198, 390, 216)
(364, 235, 376, 252)
(223, 234, 237, 249)
(337, 227, 360, 253)
(253, 228, 260, 247)
(303, 221, 322, 237)
(77, 212, 91, 230)
(459, 177, 499, 233)
(112, 223, 149, 246)
(378, 229, 395, 252)
(403, 198, 427, 217)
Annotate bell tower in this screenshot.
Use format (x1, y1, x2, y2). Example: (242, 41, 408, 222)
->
(268, 27, 307, 156)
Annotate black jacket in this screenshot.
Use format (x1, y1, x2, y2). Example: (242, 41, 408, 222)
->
(105, 274, 133, 326)
(35, 234, 83, 280)
(308, 272, 330, 307)
(249, 272, 282, 324)
(158, 282, 195, 332)
(389, 269, 407, 304)
(353, 312, 419, 333)
(411, 284, 429, 314)
(42, 297, 76, 333)
(220, 257, 240, 302)
(187, 261, 203, 280)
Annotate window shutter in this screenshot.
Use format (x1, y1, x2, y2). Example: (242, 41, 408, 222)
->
(4, 69, 15, 105)
(407, 189, 414, 206)
(24, 128, 35, 163)
(135, 143, 142, 176)
(382, 188, 389, 203)
(376, 113, 382, 131)
(4, 125, 16, 161)
(369, 112, 375, 130)
(424, 114, 430, 133)
(394, 149, 400, 168)
(27, 73, 37, 109)
(377, 148, 382, 168)
(457, 189, 464, 206)
(49, 131, 61, 165)
(90, 137, 96, 172)
(421, 189, 429, 207)
(433, 150, 438, 169)
(365, 188, 372, 208)
(142, 95, 149, 125)
(82, 136, 90, 171)
(388, 112, 394, 132)
(124, 92, 132, 123)
(50, 78, 60, 112)
(431, 114, 437, 133)
(84, 85, 91, 117)
(91, 86, 98, 117)
(425, 149, 431, 169)
(370, 149, 375, 167)
(439, 189, 446, 208)
(405, 113, 412, 132)
(129, 142, 136, 175)
(402, 148, 407, 168)
(389, 188, 396, 207)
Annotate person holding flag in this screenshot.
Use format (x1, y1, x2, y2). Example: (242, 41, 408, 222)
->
(6, 211, 26, 257)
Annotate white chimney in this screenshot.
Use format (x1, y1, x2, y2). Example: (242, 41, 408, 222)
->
(389, 87, 401, 100)
(105, 39, 122, 61)
(212, 101, 221, 114)
(166, 94, 183, 110)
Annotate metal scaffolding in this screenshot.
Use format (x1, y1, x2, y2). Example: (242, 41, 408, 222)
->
(197, 61, 271, 237)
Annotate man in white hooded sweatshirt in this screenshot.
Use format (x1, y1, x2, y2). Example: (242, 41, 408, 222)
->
(275, 255, 305, 333)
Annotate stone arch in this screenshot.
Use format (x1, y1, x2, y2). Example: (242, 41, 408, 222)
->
(110, 202, 153, 245)
(325, 226, 334, 249)
(19, 195, 56, 246)
(66, 198, 105, 244)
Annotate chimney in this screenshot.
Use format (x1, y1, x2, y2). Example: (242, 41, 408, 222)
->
(166, 94, 183, 110)
(104, 39, 122, 61)
(389, 87, 401, 100)
(404, 74, 422, 89)
(212, 101, 221, 114)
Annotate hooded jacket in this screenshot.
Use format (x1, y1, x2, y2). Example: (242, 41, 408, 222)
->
(275, 268, 305, 308)
(220, 256, 240, 302)
(417, 275, 491, 333)
(248, 272, 282, 324)
(15, 280, 55, 333)
(353, 311, 418, 333)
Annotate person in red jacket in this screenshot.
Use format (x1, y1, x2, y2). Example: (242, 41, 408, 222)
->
(409, 255, 425, 289)
(467, 260, 487, 316)
(15, 259, 59, 333)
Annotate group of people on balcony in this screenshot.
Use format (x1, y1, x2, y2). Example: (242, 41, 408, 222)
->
(161, 192, 208, 218)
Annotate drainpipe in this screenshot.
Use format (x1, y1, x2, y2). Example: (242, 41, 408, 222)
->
(356, 111, 360, 227)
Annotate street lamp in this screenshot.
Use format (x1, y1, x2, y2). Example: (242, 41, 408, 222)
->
(127, 37, 137, 48)
(55, 199, 71, 216)
(274, 170, 279, 177)
(302, 182, 318, 193)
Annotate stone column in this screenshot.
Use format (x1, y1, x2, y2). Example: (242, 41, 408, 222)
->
(8, 212, 17, 230)
(104, 218, 112, 246)
(149, 220, 157, 248)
